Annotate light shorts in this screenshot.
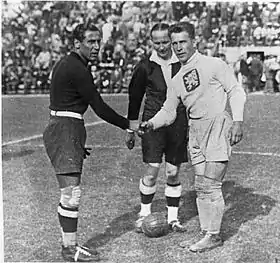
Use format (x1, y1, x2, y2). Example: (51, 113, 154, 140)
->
(188, 111, 233, 165)
(43, 116, 86, 175)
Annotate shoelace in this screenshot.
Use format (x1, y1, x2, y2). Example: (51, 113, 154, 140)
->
(170, 220, 181, 227)
(74, 246, 91, 261)
(136, 216, 146, 222)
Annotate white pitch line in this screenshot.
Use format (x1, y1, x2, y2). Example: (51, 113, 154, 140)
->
(2, 134, 44, 146)
(5, 143, 280, 158)
(2, 120, 106, 147)
(2, 93, 127, 98)
(232, 150, 280, 157)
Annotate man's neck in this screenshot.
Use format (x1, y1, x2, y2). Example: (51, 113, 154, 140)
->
(75, 50, 89, 65)
(181, 50, 196, 65)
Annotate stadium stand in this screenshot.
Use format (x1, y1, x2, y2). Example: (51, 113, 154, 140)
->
(2, 1, 280, 94)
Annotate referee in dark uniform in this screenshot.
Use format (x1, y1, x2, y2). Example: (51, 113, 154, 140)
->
(43, 24, 130, 262)
(125, 23, 189, 233)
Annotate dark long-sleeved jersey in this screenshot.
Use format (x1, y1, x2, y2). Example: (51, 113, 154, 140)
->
(127, 57, 186, 122)
(49, 52, 129, 130)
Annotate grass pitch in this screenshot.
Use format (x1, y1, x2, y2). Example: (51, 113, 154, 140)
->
(2, 93, 280, 263)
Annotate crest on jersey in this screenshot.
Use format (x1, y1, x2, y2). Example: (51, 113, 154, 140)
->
(183, 69, 200, 92)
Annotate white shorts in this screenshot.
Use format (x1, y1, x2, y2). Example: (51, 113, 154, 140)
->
(188, 111, 233, 165)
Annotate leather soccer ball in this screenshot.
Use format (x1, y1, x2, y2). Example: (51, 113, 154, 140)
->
(142, 212, 169, 238)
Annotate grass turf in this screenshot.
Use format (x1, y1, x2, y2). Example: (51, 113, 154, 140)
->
(2, 93, 280, 262)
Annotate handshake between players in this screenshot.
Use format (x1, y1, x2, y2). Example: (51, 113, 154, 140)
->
(125, 121, 154, 150)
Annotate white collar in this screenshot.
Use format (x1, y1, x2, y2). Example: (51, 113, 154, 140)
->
(187, 50, 199, 64)
(149, 50, 179, 66)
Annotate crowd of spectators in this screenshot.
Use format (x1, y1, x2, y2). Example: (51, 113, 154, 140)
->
(2, 1, 280, 95)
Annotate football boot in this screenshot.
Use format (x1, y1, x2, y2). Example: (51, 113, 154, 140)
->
(61, 245, 100, 262)
(179, 230, 207, 248)
(169, 220, 187, 232)
(189, 232, 223, 252)
(135, 215, 147, 233)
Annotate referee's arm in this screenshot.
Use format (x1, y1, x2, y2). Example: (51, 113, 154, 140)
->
(127, 63, 148, 126)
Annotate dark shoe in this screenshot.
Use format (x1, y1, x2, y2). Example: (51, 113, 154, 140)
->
(169, 220, 187, 232)
(179, 230, 207, 248)
(189, 233, 223, 252)
(61, 245, 100, 262)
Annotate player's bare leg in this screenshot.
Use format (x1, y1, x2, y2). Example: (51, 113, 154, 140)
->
(165, 162, 186, 232)
(136, 163, 160, 232)
(188, 161, 227, 252)
(56, 174, 100, 262)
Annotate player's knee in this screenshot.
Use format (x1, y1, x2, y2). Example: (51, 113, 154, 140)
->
(143, 176, 157, 186)
(165, 167, 179, 177)
(165, 166, 180, 184)
(166, 172, 180, 185)
(144, 164, 160, 186)
(60, 185, 81, 209)
(195, 175, 223, 201)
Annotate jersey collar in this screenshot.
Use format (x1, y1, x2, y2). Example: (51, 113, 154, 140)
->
(183, 50, 200, 66)
(149, 50, 179, 66)
(70, 51, 89, 67)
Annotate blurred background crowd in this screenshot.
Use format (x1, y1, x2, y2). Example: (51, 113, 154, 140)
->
(2, 1, 280, 95)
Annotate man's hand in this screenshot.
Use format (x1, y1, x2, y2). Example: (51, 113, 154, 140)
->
(125, 131, 135, 150)
(138, 121, 154, 137)
(83, 147, 92, 159)
(228, 121, 243, 146)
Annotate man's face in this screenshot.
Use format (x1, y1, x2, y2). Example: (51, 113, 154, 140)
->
(151, 30, 172, 60)
(79, 30, 101, 61)
(171, 31, 195, 65)
(126, 34, 137, 52)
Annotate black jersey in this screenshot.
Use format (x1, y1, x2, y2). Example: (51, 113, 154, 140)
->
(49, 52, 128, 130)
(127, 57, 185, 121)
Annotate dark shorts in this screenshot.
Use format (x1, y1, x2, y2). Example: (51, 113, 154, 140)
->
(141, 111, 189, 165)
(43, 116, 86, 175)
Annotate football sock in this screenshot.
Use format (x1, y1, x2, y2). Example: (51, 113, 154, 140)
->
(58, 203, 78, 247)
(165, 183, 182, 224)
(139, 179, 156, 217)
(195, 175, 224, 234)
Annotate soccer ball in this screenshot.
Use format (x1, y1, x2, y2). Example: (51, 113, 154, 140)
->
(142, 212, 169, 238)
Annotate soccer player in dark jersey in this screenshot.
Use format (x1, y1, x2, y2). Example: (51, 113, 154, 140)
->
(125, 23, 189, 233)
(43, 23, 131, 262)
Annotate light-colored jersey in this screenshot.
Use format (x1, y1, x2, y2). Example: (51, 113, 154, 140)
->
(150, 51, 246, 129)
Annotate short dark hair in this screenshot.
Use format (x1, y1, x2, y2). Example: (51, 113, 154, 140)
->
(73, 23, 101, 42)
(150, 23, 169, 38)
(168, 22, 195, 40)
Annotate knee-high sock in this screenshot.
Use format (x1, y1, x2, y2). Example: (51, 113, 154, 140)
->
(139, 179, 156, 217)
(165, 183, 182, 223)
(195, 176, 224, 234)
(58, 203, 78, 247)
(207, 185, 224, 234)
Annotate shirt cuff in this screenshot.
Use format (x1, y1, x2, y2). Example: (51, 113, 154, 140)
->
(126, 129, 135, 133)
(129, 120, 139, 131)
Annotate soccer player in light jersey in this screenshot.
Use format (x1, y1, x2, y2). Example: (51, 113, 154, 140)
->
(139, 22, 246, 252)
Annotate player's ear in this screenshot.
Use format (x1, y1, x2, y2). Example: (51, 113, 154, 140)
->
(74, 39, 81, 50)
(192, 39, 197, 49)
